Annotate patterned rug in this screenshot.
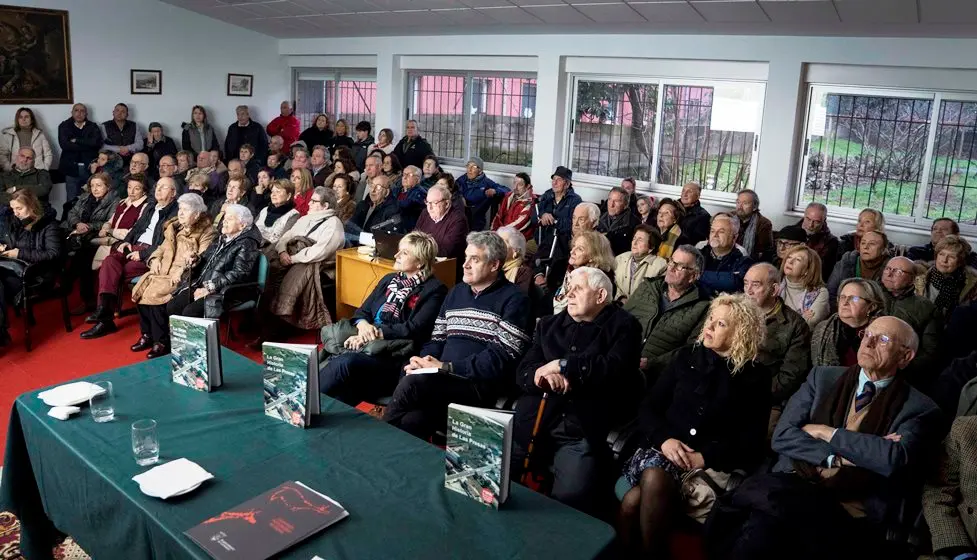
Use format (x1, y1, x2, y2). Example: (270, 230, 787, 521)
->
(0, 512, 90, 560)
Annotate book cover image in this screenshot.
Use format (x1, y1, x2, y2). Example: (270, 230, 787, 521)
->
(262, 345, 309, 427)
(171, 316, 210, 392)
(185, 481, 348, 560)
(445, 407, 506, 508)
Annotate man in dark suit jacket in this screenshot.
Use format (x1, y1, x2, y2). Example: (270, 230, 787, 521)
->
(706, 315, 943, 560)
(923, 414, 977, 560)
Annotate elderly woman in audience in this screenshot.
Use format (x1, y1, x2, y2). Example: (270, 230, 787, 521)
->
(827, 229, 889, 305)
(551, 231, 615, 314)
(492, 172, 538, 250)
(656, 197, 688, 260)
(368, 128, 396, 156)
(329, 173, 357, 224)
(331, 149, 360, 184)
(497, 226, 533, 294)
(90, 174, 150, 271)
(421, 154, 442, 188)
(614, 224, 666, 303)
(62, 172, 121, 311)
(181, 105, 221, 157)
(255, 179, 300, 249)
(209, 173, 253, 231)
(290, 167, 314, 216)
(636, 195, 655, 226)
(779, 244, 830, 327)
(251, 168, 273, 210)
(618, 293, 769, 557)
(318, 231, 447, 405)
(130, 193, 215, 358)
(838, 208, 886, 254)
(1, 107, 53, 171)
(915, 234, 977, 320)
(332, 119, 353, 152)
(186, 171, 216, 206)
(0, 189, 61, 346)
(382, 153, 402, 182)
(811, 277, 886, 367)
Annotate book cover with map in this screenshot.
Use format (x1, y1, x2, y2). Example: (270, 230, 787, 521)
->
(170, 315, 222, 392)
(262, 343, 319, 428)
(445, 404, 514, 508)
(185, 480, 348, 560)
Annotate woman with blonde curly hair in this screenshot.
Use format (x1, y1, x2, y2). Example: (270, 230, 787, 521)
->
(551, 230, 615, 314)
(618, 293, 771, 557)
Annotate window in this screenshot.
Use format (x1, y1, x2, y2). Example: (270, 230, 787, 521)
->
(407, 72, 536, 169)
(568, 77, 764, 194)
(798, 86, 977, 227)
(294, 69, 376, 132)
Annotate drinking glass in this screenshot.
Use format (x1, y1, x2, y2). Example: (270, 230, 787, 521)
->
(131, 419, 160, 466)
(89, 381, 114, 423)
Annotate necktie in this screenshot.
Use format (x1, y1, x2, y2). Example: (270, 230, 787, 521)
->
(855, 381, 876, 413)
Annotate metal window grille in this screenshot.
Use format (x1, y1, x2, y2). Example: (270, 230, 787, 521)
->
(927, 100, 977, 225)
(295, 71, 376, 133)
(407, 72, 536, 169)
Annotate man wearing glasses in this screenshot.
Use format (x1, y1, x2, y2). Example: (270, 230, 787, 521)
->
(349, 175, 400, 240)
(795, 202, 840, 281)
(416, 184, 469, 261)
(880, 256, 942, 389)
(622, 244, 711, 377)
(156, 155, 185, 193)
(395, 165, 426, 231)
(707, 315, 942, 560)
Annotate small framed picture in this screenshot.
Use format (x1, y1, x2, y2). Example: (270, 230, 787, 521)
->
(130, 69, 162, 95)
(227, 73, 253, 97)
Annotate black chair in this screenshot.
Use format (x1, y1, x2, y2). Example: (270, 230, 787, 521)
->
(218, 253, 267, 343)
(3, 257, 73, 351)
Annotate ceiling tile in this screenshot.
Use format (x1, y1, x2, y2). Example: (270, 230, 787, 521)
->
(522, 4, 593, 22)
(433, 7, 493, 23)
(304, 13, 344, 27)
(572, 2, 646, 22)
(919, 0, 977, 24)
(364, 9, 442, 24)
(627, 1, 705, 22)
(233, 2, 286, 16)
(369, 0, 459, 8)
(288, 0, 335, 11)
(456, 0, 514, 7)
(833, 0, 918, 24)
(320, 0, 381, 12)
(217, 0, 271, 4)
(273, 1, 318, 15)
(477, 6, 543, 22)
(759, 0, 838, 23)
(689, 0, 770, 22)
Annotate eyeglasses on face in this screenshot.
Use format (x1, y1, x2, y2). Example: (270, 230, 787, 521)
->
(883, 266, 912, 277)
(838, 294, 864, 305)
(860, 330, 907, 348)
(667, 260, 694, 273)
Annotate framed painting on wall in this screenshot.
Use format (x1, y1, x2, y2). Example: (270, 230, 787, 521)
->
(130, 69, 162, 95)
(0, 4, 73, 104)
(227, 73, 253, 97)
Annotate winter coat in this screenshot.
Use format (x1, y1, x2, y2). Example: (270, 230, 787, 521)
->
(0, 208, 62, 283)
(0, 167, 53, 206)
(123, 199, 179, 261)
(457, 172, 509, 231)
(0, 127, 53, 171)
(536, 187, 583, 239)
(794, 219, 840, 281)
(350, 196, 400, 233)
(298, 126, 334, 153)
(142, 136, 178, 178)
(915, 265, 977, 317)
(180, 225, 261, 293)
(758, 302, 812, 404)
(622, 277, 711, 376)
(887, 289, 944, 390)
(351, 272, 448, 350)
(826, 250, 888, 304)
(352, 134, 374, 172)
(57, 119, 103, 177)
(62, 190, 120, 239)
(275, 207, 344, 266)
(255, 205, 300, 245)
(679, 201, 711, 244)
(614, 251, 667, 298)
(598, 210, 640, 256)
(132, 215, 216, 306)
(492, 190, 537, 241)
(392, 135, 434, 170)
(736, 211, 774, 262)
(266, 115, 300, 152)
(922, 415, 977, 557)
(696, 242, 755, 296)
(181, 123, 221, 157)
(224, 120, 268, 164)
(395, 183, 429, 231)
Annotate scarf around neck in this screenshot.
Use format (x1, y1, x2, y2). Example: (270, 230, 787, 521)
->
(740, 213, 758, 256)
(930, 266, 967, 314)
(375, 271, 428, 325)
(504, 258, 521, 284)
(264, 200, 295, 227)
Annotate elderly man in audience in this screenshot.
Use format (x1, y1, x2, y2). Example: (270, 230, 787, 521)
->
(915, 234, 977, 322)
(119, 152, 150, 198)
(188, 150, 220, 190)
(269, 135, 285, 158)
(697, 212, 754, 296)
(614, 224, 666, 303)
(550, 230, 615, 315)
(534, 202, 598, 294)
(80, 177, 179, 339)
(142, 122, 177, 180)
(743, 263, 812, 434)
(349, 174, 399, 238)
(597, 186, 639, 256)
(908, 217, 977, 268)
(924, 413, 977, 560)
(827, 229, 889, 306)
(706, 316, 942, 560)
(511, 267, 642, 516)
(535, 167, 582, 283)
(58, 103, 104, 202)
(881, 256, 943, 390)
(0, 147, 52, 206)
(225, 106, 268, 164)
(394, 165, 427, 231)
(309, 146, 331, 187)
(101, 103, 143, 166)
(384, 231, 531, 442)
(266, 101, 300, 152)
(457, 155, 509, 231)
(623, 244, 711, 378)
(735, 189, 774, 262)
(355, 154, 382, 202)
(156, 154, 185, 193)
(497, 226, 533, 294)
(812, 278, 887, 368)
(416, 183, 469, 261)
(678, 182, 711, 244)
(392, 119, 434, 171)
(797, 202, 840, 280)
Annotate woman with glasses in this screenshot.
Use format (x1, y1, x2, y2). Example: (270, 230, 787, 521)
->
(780, 245, 830, 327)
(915, 234, 977, 320)
(655, 198, 688, 260)
(811, 278, 887, 367)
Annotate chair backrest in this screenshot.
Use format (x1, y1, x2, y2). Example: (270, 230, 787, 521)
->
(256, 253, 269, 291)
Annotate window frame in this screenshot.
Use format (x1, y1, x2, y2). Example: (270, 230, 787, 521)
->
(405, 70, 537, 174)
(292, 67, 377, 131)
(564, 73, 765, 200)
(795, 83, 977, 234)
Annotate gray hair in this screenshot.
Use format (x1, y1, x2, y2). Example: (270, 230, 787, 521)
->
(293, 147, 309, 159)
(806, 201, 828, 215)
(17, 146, 35, 157)
(497, 226, 527, 259)
(749, 262, 781, 284)
(712, 212, 740, 237)
(177, 193, 207, 215)
(313, 186, 337, 209)
(406, 118, 420, 131)
(674, 244, 705, 275)
(428, 183, 451, 201)
(578, 202, 600, 224)
(569, 266, 613, 296)
(839, 278, 888, 316)
(738, 189, 759, 208)
(403, 165, 421, 178)
(608, 186, 629, 203)
(365, 154, 382, 166)
(466, 231, 507, 267)
(235, 105, 250, 113)
(223, 203, 253, 229)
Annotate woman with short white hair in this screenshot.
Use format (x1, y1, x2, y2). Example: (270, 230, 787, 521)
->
(497, 226, 532, 294)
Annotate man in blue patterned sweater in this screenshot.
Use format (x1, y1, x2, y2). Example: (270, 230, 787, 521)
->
(384, 231, 532, 442)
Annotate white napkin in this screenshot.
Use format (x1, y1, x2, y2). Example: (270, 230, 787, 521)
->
(37, 381, 106, 407)
(47, 406, 81, 420)
(133, 458, 213, 499)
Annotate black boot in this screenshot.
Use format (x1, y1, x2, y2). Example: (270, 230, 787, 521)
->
(130, 334, 153, 352)
(80, 320, 117, 339)
(86, 293, 116, 324)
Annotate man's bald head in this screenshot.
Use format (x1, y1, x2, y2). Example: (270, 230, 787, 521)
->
(881, 256, 917, 294)
(858, 315, 918, 378)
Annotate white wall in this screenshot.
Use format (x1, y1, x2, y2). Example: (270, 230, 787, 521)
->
(281, 33, 977, 246)
(2, 0, 288, 210)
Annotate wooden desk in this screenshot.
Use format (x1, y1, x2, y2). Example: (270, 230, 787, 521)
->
(334, 247, 457, 319)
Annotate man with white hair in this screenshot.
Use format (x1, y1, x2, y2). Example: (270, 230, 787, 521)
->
(533, 202, 599, 293)
(416, 183, 469, 260)
(356, 153, 383, 202)
(881, 255, 942, 388)
(678, 181, 711, 244)
(597, 186, 639, 255)
(697, 212, 753, 295)
(0, 146, 52, 206)
(511, 266, 642, 516)
(395, 164, 426, 230)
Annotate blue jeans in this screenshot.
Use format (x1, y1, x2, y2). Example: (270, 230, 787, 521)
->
(318, 352, 401, 406)
(65, 171, 88, 203)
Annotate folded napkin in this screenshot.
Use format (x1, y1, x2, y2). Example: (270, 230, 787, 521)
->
(133, 458, 213, 499)
(47, 406, 81, 420)
(38, 381, 105, 407)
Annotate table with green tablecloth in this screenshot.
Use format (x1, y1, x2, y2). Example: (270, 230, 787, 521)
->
(0, 349, 615, 559)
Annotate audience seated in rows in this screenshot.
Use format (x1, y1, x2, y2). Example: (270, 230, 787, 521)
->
(734, 189, 774, 262)
(0, 147, 52, 207)
(62, 172, 120, 310)
(812, 278, 887, 367)
(255, 180, 300, 247)
(496, 226, 532, 294)
(1, 107, 53, 171)
(677, 182, 711, 244)
(416, 184, 469, 261)
(779, 244, 830, 327)
(907, 217, 977, 268)
(882, 256, 943, 390)
(458, 156, 508, 231)
(551, 230, 614, 315)
(697, 212, 754, 296)
(827, 229, 889, 306)
(613, 224, 666, 303)
(597, 186, 639, 256)
(654, 197, 688, 260)
(914, 234, 977, 321)
(319, 232, 447, 406)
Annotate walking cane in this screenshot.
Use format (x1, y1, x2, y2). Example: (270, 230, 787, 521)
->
(520, 393, 548, 486)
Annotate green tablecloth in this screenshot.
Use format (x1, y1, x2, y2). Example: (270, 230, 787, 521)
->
(1, 349, 614, 559)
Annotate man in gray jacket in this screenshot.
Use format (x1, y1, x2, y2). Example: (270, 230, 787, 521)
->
(881, 256, 943, 391)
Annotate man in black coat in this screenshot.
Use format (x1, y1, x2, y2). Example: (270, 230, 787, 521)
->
(58, 103, 103, 202)
(348, 175, 400, 241)
(224, 106, 269, 164)
(392, 119, 434, 170)
(597, 186, 639, 255)
(678, 181, 711, 244)
(510, 267, 642, 516)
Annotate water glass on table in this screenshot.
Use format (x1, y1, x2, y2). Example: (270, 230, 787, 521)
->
(132, 419, 160, 466)
(89, 381, 114, 423)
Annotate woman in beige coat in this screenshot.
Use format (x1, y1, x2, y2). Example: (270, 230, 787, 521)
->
(614, 224, 667, 302)
(131, 193, 215, 358)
